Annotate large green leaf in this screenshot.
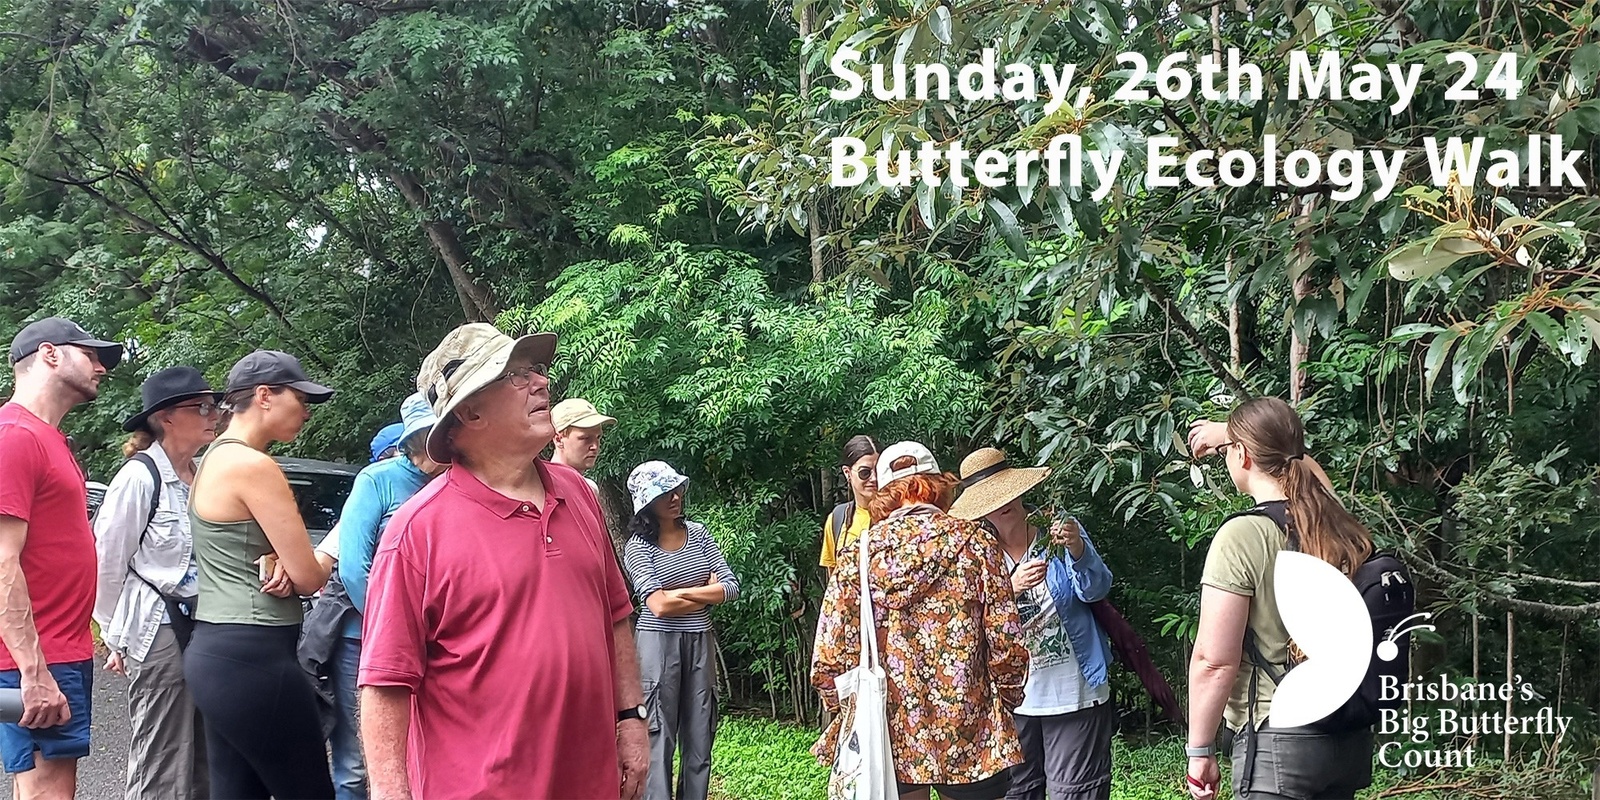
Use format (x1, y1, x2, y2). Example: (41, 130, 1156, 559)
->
(1387, 234, 1486, 281)
(985, 198, 1029, 258)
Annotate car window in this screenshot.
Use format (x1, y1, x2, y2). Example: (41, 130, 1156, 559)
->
(85, 483, 108, 520)
(283, 472, 356, 546)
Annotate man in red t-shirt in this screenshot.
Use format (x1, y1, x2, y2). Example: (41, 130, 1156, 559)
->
(0, 317, 123, 799)
(359, 323, 649, 800)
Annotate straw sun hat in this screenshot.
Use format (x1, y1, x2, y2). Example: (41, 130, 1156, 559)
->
(947, 447, 1051, 521)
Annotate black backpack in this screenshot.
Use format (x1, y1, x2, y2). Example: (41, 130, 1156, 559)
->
(1233, 500, 1415, 733)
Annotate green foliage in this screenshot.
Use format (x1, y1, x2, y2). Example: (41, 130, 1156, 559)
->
(0, 0, 800, 475)
(3, 0, 1599, 785)
(706, 717, 1586, 799)
(500, 243, 984, 711)
(727, 0, 1600, 774)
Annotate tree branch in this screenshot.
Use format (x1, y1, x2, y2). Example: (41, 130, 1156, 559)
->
(1136, 268, 1252, 398)
(5, 154, 328, 367)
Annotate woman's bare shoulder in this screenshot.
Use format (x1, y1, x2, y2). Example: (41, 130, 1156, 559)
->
(203, 443, 282, 480)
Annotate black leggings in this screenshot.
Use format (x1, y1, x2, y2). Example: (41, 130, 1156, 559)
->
(184, 621, 334, 800)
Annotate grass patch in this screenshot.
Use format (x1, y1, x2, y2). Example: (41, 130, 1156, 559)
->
(710, 714, 828, 800)
(707, 716, 1590, 799)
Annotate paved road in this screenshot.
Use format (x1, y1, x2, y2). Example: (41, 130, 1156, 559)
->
(2, 657, 132, 800)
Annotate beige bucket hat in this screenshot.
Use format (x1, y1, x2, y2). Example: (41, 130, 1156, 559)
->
(417, 322, 557, 463)
(947, 447, 1051, 521)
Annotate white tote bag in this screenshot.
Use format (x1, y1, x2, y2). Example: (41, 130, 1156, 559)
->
(826, 527, 897, 800)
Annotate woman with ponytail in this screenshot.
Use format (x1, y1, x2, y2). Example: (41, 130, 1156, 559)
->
(1183, 398, 1374, 800)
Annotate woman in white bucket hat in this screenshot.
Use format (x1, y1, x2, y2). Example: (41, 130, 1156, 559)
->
(622, 461, 740, 800)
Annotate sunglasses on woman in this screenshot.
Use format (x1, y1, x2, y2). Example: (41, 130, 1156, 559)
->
(173, 401, 220, 418)
(852, 466, 875, 481)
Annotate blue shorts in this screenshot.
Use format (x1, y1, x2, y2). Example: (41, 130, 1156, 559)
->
(0, 660, 93, 773)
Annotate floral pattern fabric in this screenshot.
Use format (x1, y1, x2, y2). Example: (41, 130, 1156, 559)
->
(811, 509, 1029, 785)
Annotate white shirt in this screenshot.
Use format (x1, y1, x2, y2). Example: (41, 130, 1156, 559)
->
(1004, 547, 1110, 716)
(92, 445, 199, 662)
(317, 522, 341, 561)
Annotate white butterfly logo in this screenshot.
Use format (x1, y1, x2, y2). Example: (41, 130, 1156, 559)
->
(1268, 552, 1373, 728)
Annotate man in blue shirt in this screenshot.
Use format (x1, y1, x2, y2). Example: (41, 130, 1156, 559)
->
(328, 394, 442, 800)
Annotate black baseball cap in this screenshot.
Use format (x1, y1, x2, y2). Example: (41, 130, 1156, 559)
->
(9, 317, 123, 370)
(224, 350, 334, 403)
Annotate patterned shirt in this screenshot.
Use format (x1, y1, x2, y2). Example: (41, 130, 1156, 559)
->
(811, 508, 1029, 784)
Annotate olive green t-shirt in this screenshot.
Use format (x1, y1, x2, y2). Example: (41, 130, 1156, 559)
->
(1200, 514, 1291, 731)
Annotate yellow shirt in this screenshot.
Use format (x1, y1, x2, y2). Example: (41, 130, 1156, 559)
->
(1200, 514, 1292, 731)
(818, 504, 872, 569)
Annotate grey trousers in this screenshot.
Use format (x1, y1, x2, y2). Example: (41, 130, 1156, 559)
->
(1005, 700, 1115, 800)
(125, 624, 209, 800)
(1230, 725, 1372, 799)
(637, 628, 717, 800)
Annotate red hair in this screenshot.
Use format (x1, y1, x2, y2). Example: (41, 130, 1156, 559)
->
(867, 470, 960, 523)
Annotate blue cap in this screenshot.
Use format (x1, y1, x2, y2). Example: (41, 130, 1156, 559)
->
(369, 423, 404, 462)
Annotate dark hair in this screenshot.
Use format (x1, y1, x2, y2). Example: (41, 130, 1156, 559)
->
(628, 490, 687, 546)
(399, 433, 427, 460)
(839, 435, 881, 467)
(628, 509, 663, 546)
(1228, 397, 1372, 576)
(221, 384, 291, 412)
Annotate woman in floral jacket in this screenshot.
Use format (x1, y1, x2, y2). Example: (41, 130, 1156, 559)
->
(812, 441, 1030, 800)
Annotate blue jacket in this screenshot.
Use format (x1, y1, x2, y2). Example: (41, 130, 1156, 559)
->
(1042, 521, 1115, 687)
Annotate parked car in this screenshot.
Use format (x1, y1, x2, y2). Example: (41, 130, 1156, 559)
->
(86, 457, 360, 547)
(276, 457, 361, 547)
(85, 481, 109, 520)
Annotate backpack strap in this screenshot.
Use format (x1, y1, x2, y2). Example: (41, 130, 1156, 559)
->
(1227, 501, 1294, 794)
(830, 501, 855, 553)
(1225, 500, 1295, 551)
(128, 453, 162, 548)
(125, 454, 180, 601)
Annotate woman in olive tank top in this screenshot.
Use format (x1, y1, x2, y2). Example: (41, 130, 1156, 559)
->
(183, 350, 336, 800)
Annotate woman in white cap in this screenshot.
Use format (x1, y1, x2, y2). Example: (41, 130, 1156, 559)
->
(92, 366, 221, 800)
(949, 448, 1116, 800)
(811, 441, 1030, 800)
(622, 461, 740, 800)
(183, 350, 336, 799)
(321, 392, 442, 800)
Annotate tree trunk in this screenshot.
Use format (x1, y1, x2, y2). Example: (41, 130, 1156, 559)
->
(1215, 8, 1245, 378)
(1505, 544, 1514, 764)
(387, 170, 500, 322)
(799, 2, 824, 284)
(1288, 196, 1316, 402)
(1228, 255, 1244, 374)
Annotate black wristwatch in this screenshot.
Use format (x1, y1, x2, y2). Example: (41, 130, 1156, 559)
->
(618, 704, 648, 723)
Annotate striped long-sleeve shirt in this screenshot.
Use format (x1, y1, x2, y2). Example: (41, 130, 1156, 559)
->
(623, 520, 740, 632)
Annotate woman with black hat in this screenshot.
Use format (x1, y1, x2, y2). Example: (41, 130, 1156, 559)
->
(92, 366, 221, 800)
(184, 350, 337, 799)
(949, 448, 1116, 800)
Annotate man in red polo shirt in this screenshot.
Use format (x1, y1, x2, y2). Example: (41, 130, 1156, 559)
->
(0, 317, 123, 800)
(359, 323, 649, 800)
